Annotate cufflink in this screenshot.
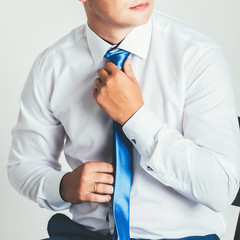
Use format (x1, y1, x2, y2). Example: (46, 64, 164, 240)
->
(131, 139, 136, 144)
(147, 166, 153, 171)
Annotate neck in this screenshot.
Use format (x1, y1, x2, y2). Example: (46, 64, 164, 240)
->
(87, 21, 133, 45)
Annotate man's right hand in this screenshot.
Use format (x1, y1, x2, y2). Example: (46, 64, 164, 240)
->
(60, 162, 114, 204)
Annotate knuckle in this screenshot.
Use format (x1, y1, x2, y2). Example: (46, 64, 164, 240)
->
(81, 162, 88, 171)
(111, 71, 117, 78)
(105, 78, 112, 88)
(84, 161, 93, 169)
(96, 183, 102, 193)
(105, 62, 112, 68)
(81, 162, 93, 175)
(94, 78, 99, 86)
(81, 171, 88, 182)
(113, 69, 121, 78)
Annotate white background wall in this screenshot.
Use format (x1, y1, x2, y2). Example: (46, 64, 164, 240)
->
(0, 0, 239, 239)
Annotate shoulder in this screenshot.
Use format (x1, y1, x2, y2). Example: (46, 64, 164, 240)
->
(151, 10, 219, 50)
(150, 10, 225, 77)
(150, 11, 229, 89)
(27, 23, 88, 90)
(35, 23, 87, 69)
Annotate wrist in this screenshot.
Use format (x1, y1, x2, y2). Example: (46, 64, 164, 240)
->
(119, 102, 144, 125)
(59, 172, 71, 202)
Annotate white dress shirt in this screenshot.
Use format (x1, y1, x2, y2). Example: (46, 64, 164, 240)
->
(8, 11, 240, 239)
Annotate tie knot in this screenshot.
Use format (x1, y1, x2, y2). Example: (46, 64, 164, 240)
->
(105, 48, 130, 70)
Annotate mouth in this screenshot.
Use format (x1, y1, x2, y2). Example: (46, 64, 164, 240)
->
(129, 1, 151, 10)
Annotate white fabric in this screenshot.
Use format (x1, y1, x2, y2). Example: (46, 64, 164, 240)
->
(8, 11, 240, 239)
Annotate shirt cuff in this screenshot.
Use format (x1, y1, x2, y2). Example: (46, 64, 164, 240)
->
(122, 104, 163, 156)
(42, 171, 71, 210)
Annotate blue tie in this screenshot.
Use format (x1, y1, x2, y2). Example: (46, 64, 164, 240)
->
(105, 48, 132, 240)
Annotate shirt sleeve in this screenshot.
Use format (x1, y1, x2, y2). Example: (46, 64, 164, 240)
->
(8, 53, 71, 211)
(123, 47, 240, 212)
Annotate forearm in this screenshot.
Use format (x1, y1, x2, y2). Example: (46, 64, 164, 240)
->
(7, 161, 70, 210)
(123, 105, 240, 211)
(8, 58, 70, 210)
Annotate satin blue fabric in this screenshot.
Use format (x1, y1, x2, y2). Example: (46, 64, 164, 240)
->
(105, 48, 132, 240)
(105, 49, 130, 70)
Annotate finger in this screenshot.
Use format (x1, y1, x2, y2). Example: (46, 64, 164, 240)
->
(93, 183, 114, 194)
(104, 61, 120, 74)
(88, 162, 114, 173)
(92, 87, 98, 99)
(123, 58, 136, 82)
(94, 172, 114, 185)
(94, 78, 102, 88)
(92, 79, 102, 100)
(87, 193, 112, 203)
(97, 68, 109, 81)
(93, 182, 97, 193)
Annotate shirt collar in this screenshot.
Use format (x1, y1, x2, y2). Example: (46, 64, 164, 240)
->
(86, 17, 152, 65)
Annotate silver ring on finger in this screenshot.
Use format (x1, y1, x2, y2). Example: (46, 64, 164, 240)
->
(94, 183, 98, 193)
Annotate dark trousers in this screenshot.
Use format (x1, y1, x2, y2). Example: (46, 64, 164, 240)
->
(42, 213, 219, 240)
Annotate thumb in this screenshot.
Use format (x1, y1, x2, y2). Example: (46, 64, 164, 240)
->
(123, 58, 136, 82)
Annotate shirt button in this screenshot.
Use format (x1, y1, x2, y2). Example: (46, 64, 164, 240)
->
(147, 166, 153, 172)
(131, 139, 136, 144)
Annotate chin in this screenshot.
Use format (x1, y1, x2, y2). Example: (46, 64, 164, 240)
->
(129, 9, 153, 26)
(130, 16, 151, 27)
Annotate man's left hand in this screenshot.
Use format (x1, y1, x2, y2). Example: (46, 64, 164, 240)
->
(92, 58, 144, 125)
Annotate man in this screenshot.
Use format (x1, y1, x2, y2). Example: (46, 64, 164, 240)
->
(8, 0, 240, 239)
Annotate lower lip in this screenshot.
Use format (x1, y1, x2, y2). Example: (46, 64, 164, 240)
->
(130, 2, 149, 10)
